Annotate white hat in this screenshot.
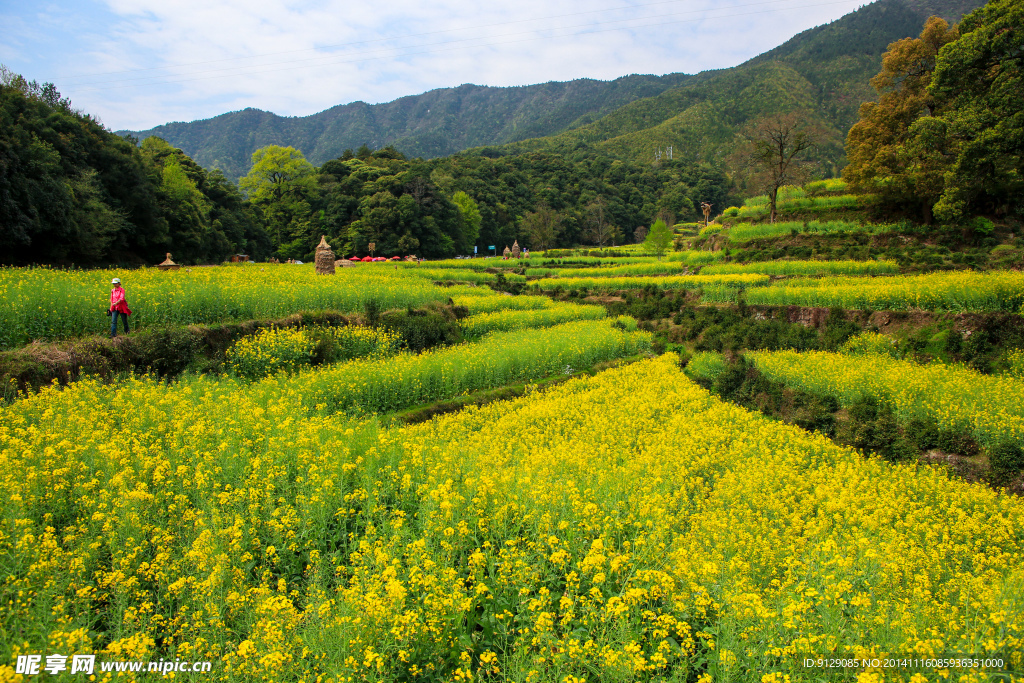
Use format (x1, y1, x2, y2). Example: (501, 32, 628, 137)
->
(111, 278, 121, 284)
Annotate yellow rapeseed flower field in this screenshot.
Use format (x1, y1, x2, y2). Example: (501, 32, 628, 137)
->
(1, 354, 1020, 682)
(750, 349, 1024, 448)
(0, 264, 456, 349)
(745, 270, 1024, 312)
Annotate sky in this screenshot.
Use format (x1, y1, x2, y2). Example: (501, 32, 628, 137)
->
(1, 0, 868, 131)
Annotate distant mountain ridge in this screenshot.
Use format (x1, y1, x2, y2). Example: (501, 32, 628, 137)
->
(124, 0, 984, 180)
(124, 74, 692, 180)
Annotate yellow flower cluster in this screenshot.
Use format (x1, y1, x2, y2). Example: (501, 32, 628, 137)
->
(225, 326, 403, 380)
(1, 354, 1020, 682)
(226, 327, 317, 380)
(750, 349, 1024, 448)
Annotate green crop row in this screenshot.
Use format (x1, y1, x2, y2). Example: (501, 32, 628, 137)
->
(529, 273, 770, 292)
(726, 219, 896, 243)
(702, 260, 898, 277)
(460, 303, 607, 337)
(288, 320, 651, 415)
(745, 270, 1024, 312)
(0, 264, 457, 350)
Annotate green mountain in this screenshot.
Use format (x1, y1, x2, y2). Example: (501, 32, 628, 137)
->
(490, 0, 985, 173)
(125, 0, 983, 181)
(124, 74, 692, 181)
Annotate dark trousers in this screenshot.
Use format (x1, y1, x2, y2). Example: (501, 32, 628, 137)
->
(110, 311, 129, 337)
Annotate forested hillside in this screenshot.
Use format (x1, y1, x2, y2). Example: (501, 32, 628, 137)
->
(0, 69, 270, 266)
(125, 74, 692, 182)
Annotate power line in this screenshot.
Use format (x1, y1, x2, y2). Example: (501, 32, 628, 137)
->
(55, 0, 836, 81)
(70, 0, 859, 94)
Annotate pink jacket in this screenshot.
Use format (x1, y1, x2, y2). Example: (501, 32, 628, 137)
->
(110, 287, 132, 315)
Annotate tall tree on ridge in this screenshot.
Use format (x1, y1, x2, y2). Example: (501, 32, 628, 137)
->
(929, 0, 1024, 222)
(742, 113, 816, 224)
(843, 17, 959, 223)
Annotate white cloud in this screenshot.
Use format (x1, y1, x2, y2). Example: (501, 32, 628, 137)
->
(5, 0, 867, 130)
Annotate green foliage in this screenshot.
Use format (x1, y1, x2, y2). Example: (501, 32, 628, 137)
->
(240, 145, 318, 258)
(319, 156, 463, 259)
(843, 17, 959, 222)
(840, 331, 901, 358)
(989, 440, 1024, 479)
(452, 191, 482, 248)
(0, 73, 164, 265)
(521, 204, 563, 251)
(844, 3, 1021, 223)
(0, 67, 266, 266)
(380, 305, 465, 353)
(929, 0, 1024, 222)
(643, 219, 673, 257)
(683, 351, 728, 382)
(610, 315, 638, 332)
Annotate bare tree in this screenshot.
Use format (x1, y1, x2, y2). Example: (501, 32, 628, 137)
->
(743, 113, 816, 223)
(633, 225, 649, 244)
(583, 197, 615, 247)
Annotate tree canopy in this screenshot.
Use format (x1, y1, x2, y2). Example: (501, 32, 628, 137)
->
(843, 17, 959, 222)
(0, 67, 267, 266)
(929, 0, 1023, 222)
(844, 3, 1022, 224)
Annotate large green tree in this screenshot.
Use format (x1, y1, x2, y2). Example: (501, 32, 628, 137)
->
(642, 218, 673, 258)
(843, 17, 959, 223)
(452, 190, 482, 250)
(521, 204, 563, 251)
(240, 145, 318, 257)
(929, 0, 1023, 222)
(0, 68, 167, 264)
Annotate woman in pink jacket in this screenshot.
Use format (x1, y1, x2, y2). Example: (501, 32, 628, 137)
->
(109, 277, 132, 337)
